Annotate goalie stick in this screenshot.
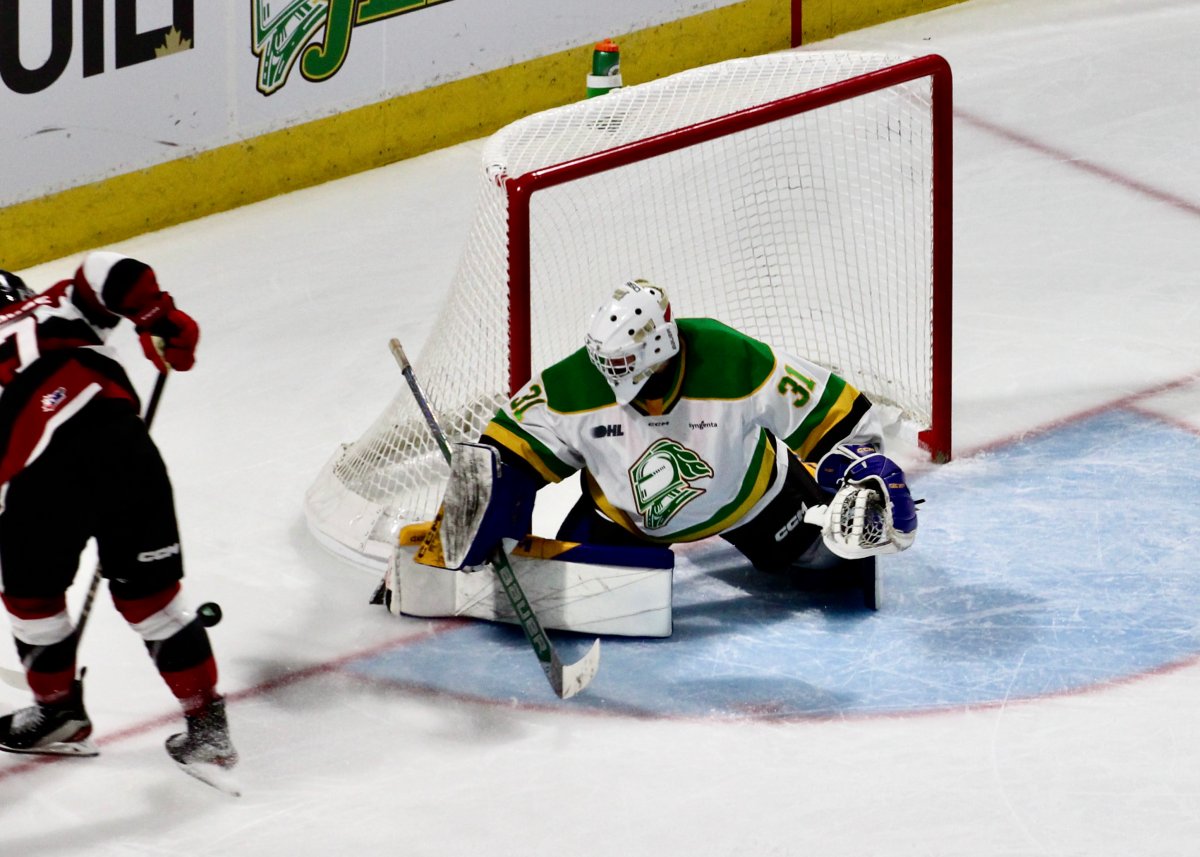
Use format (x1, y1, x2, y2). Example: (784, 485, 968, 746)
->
(0, 371, 168, 693)
(389, 338, 601, 700)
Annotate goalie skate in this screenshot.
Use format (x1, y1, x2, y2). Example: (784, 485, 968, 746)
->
(0, 678, 99, 757)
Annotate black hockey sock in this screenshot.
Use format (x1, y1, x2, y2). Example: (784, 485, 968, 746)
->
(147, 619, 219, 715)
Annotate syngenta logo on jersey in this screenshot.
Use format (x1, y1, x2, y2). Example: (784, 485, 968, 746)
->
(0, 1, 194, 95)
(252, 0, 455, 96)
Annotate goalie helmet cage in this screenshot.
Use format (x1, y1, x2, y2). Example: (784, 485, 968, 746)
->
(306, 49, 953, 570)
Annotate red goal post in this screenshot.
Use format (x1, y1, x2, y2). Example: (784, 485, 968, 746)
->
(306, 50, 953, 570)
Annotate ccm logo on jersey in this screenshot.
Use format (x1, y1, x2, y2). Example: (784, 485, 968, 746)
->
(138, 543, 180, 562)
(592, 424, 624, 438)
(775, 510, 805, 542)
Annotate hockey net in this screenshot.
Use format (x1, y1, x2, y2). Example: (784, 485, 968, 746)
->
(306, 49, 952, 570)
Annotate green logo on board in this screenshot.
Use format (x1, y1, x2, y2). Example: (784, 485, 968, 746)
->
(252, 0, 453, 95)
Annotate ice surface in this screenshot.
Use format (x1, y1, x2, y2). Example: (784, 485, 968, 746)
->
(4, 2, 1200, 855)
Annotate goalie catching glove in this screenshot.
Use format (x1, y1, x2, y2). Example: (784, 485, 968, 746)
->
(427, 442, 540, 570)
(810, 443, 917, 557)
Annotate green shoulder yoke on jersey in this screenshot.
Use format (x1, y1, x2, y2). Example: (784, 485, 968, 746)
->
(541, 348, 618, 413)
(675, 318, 776, 400)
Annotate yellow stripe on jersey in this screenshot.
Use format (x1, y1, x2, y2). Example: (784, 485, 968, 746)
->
(585, 471, 650, 539)
(669, 437, 777, 541)
(482, 422, 566, 484)
(791, 382, 861, 460)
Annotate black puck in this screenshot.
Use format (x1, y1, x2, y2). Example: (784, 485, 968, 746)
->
(197, 602, 222, 627)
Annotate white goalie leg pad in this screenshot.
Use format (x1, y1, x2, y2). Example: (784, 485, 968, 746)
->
(390, 534, 675, 637)
(383, 548, 403, 617)
(804, 482, 913, 560)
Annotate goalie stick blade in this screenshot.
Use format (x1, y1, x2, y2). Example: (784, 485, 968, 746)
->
(174, 759, 243, 797)
(548, 639, 602, 700)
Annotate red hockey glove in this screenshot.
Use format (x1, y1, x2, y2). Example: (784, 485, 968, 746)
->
(132, 293, 199, 372)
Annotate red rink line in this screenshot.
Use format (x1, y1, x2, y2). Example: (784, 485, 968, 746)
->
(1123, 399, 1200, 439)
(0, 619, 463, 784)
(959, 370, 1200, 461)
(956, 108, 1200, 220)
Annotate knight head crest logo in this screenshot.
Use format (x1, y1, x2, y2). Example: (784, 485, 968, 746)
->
(628, 438, 714, 530)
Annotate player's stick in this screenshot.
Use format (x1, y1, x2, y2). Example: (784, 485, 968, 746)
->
(389, 338, 601, 699)
(0, 371, 169, 692)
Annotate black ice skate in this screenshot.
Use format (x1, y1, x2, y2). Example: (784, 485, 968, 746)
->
(165, 696, 241, 796)
(0, 677, 99, 757)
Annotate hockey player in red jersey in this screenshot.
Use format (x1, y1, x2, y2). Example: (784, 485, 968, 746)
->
(0, 253, 236, 776)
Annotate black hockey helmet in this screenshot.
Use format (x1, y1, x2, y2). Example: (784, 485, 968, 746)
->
(0, 270, 34, 308)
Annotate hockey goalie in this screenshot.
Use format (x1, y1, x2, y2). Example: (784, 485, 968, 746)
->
(382, 279, 918, 636)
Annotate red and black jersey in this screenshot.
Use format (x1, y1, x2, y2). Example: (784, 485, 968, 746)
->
(0, 252, 170, 489)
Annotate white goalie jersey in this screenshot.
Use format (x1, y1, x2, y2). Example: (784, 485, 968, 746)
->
(482, 318, 882, 543)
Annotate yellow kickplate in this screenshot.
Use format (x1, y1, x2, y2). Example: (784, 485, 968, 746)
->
(398, 522, 433, 546)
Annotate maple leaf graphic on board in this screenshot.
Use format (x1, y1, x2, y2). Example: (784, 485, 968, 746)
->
(155, 27, 193, 57)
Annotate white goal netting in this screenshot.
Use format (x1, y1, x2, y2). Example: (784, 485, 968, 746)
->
(306, 49, 951, 569)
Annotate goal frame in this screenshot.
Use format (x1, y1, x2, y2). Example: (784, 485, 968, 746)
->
(503, 53, 953, 461)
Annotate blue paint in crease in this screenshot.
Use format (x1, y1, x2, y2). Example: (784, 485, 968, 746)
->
(347, 410, 1200, 718)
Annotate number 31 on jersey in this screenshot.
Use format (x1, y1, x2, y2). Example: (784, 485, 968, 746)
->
(778, 365, 816, 408)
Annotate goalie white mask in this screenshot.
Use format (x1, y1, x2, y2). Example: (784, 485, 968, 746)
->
(585, 279, 680, 405)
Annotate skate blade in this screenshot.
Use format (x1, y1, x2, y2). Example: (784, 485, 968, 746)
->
(0, 737, 99, 757)
(174, 759, 242, 797)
